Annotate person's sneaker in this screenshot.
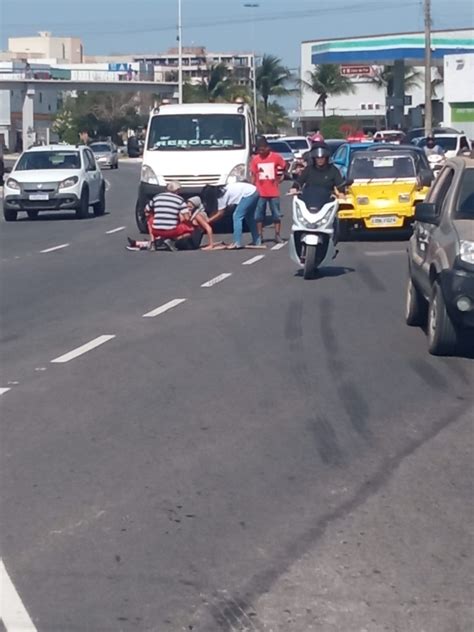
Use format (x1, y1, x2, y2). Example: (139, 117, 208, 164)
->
(127, 236, 136, 248)
(274, 235, 285, 244)
(153, 238, 164, 250)
(126, 245, 140, 251)
(163, 238, 178, 252)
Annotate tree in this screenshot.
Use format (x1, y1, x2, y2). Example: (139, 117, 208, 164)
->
(371, 65, 423, 97)
(257, 101, 289, 134)
(299, 64, 355, 118)
(52, 109, 78, 145)
(184, 63, 242, 103)
(256, 54, 291, 111)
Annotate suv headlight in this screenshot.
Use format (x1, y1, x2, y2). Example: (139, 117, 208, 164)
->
(141, 164, 159, 185)
(6, 178, 20, 190)
(226, 164, 246, 184)
(59, 176, 79, 189)
(459, 240, 474, 265)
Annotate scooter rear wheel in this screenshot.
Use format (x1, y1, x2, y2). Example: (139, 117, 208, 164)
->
(303, 244, 317, 279)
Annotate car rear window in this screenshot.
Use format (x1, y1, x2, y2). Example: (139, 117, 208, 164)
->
(456, 169, 474, 219)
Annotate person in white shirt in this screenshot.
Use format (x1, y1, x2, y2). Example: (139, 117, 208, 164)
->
(208, 182, 265, 249)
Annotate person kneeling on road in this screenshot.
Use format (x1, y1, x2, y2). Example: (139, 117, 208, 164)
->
(207, 182, 265, 250)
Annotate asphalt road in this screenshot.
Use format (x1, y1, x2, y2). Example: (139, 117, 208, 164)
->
(0, 163, 472, 632)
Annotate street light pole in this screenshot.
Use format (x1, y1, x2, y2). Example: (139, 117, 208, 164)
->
(424, 0, 432, 134)
(244, 3, 259, 130)
(178, 0, 183, 104)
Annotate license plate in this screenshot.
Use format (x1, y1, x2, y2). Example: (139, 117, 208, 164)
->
(371, 215, 398, 225)
(29, 193, 49, 201)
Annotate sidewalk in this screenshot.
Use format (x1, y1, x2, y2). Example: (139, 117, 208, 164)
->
(251, 406, 474, 631)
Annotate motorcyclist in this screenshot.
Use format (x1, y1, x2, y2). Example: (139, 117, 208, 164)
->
(290, 144, 345, 209)
(424, 134, 445, 157)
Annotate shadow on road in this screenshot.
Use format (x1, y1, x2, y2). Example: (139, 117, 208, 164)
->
(294, 266, 355, 280)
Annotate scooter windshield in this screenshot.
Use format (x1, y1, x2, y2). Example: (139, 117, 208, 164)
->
(300, 185, 332, 210)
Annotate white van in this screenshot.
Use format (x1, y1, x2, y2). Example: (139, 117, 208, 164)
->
(135, 101, 255, 231)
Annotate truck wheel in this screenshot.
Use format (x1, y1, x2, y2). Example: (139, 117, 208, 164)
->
(3, 208, 18, 222)
(135, 199, 148, 234)
(303, 244, 317, 279)
(405, 277, 427, 326)
(76, 188, 89, 219)
(427, 281, 458, 355)
(93, 185, 106, 216)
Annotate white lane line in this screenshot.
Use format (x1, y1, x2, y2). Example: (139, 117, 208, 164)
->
(0, 387, 11, 396)
(105, 178, 111, 191)
(242, 254, 265, 266)
(143, 298, 187, 318)
(0, 558, 38, 631)
(364, 250, 405, 257)
(106, 226, 125, 234)
(40, 243, 69, 254)
(51, 335, 116, 364)
(271, 242, 287, 251)
(201, 273, 232, 288)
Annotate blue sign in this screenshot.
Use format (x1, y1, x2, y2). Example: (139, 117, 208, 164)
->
(108, 63, 131, 72)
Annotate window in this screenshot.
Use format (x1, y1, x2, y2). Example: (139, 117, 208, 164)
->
(427, 167, 454, 217)
(39, 92, 43, 104)
(84, 150, 96, 171)
(460, 136, 470, 151)
(360, 103, 367, 110)
(455, 169, 474, 219)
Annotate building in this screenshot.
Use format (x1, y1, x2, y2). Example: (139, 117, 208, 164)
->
(443, 53, 474, 138)
(8, 32, 84, 63)
(299, 28, 474, 131)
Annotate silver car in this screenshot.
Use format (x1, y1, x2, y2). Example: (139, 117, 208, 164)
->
(90, 142, 119, 169)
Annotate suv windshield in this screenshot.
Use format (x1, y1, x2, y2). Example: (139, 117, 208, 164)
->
(456, 169, 474, 219)
(284, 139, 308, 150)
(350, 154, 416, 179)
(16, 150, 81, 170)
(147, 114, 246, 150)
(91, 144, 112, 153)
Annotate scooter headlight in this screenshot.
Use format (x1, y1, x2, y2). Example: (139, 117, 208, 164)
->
(295, 201, 318, 228)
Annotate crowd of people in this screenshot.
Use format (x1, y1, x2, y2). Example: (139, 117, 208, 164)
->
(127, 136, 345, 253)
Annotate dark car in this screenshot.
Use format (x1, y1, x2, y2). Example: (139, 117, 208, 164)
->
(127, 135, 141, 158)
(406, 157, 474, 355)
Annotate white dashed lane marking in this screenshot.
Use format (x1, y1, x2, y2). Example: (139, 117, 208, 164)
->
(242, 255, 265, 266)
(40, 243, 69, 254)
(0, 558, 38, 631)
(271, 242, 287, 251)
(143, 298, 187, 318)
(201, 273, 232, 288)
(0, 387, 11, 396)
(106, 226, 126, 234)
(51, 335, 116, 364)
(364, 250, 405, 257)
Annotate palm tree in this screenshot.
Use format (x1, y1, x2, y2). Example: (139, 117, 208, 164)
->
(299, 64, 355, 118)
(257, 101, 289, 133)
(184, 63, 239, 103)
(372, 65, 423, 97)
(256, 54, 291, 111)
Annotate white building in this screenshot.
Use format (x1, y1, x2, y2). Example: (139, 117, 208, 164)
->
(8, 32, 84, 63)
(443, 54, 474, 139)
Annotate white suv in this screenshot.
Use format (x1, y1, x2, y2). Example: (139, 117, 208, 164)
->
(3, 144, 106, 221)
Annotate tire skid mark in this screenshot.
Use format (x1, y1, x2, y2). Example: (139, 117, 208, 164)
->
(309, 416, 345, 466)
(356, 260, 387, 293)
(409, 358, 449, 392)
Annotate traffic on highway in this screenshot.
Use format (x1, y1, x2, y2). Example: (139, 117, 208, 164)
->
(1, 4, 473, 632)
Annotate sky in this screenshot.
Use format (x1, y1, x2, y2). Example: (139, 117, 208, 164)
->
(1, 0, 473, 72)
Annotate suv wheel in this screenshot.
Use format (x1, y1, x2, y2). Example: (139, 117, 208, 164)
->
(76, 188, 89, 219)
(4, 208, 18, 222)
(427, 281, 458, 355)
(405, 277, 427, 326)
(93, 184, 106, 216)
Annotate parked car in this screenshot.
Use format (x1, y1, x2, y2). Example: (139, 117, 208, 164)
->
(406, 157, 474, 355)
(267, 140, 295, 176)
(414, 134, 472, 159)
(90, 142, 119, 169)
(338, 148, 432, 236)
(3, 144, 106, 221)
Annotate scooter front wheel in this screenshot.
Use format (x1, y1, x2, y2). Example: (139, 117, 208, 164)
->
(303, 244, 318, 279)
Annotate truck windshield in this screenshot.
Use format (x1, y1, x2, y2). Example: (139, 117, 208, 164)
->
(147, 114, 246, 150)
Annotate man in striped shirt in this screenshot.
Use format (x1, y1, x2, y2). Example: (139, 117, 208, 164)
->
(145, 181, 194, 250)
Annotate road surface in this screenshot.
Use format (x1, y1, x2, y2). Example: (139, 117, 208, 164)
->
(1, 163, 472, 631)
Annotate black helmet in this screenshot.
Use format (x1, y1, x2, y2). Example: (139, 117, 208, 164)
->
(310, 144, 330, 159)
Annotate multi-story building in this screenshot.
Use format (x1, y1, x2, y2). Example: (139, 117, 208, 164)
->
(8, 32, 84, 63)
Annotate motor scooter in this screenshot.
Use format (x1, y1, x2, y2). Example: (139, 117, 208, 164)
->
(289, 188, 339, 279)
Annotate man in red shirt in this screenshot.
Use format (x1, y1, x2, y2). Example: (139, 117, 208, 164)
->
(250, 137, 287, 244)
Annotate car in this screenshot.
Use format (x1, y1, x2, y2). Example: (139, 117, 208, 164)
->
(406, 157, 474, 355)
(373, 130, 406, 144)
(324, 138, 346, 156)
(413, 134, 472, 159)
(406, 126, 460, 143)
(337, 148, 432, 236)
(3, 144, 106, 221)
(331, 141, 376, 178)
(267, 140, 295, 177)
(280, 136, 311, 159)
(90, 141, 119, 169)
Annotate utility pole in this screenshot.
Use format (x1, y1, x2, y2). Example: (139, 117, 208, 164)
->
(178, 0, 183, 104)
(243, 3, 259, 130)
(424, 0, 432, 134)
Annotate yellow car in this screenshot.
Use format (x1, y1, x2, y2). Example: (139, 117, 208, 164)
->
(338, 149, 432, 235)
